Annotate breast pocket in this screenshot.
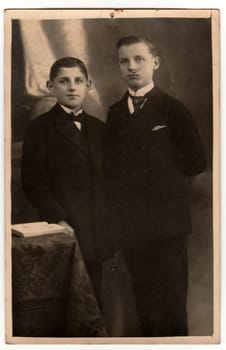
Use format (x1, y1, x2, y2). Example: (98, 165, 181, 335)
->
(146, 126, 177, 166)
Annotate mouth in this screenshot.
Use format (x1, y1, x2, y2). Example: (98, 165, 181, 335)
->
(67, 94, 79, 98)
(127, 74, 139, 79)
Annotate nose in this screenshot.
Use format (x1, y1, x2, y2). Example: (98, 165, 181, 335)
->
(128, 59, 137, 71)
(69, 81, 76, 91)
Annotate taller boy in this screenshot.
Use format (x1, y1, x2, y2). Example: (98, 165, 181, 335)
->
(21, 57, 104, 298)
(103, 36, 207, 336)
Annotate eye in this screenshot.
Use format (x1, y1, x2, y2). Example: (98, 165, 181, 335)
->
(119, 58, 128, 65)
(75, 77, 85, 84)
(59, 78, 68, 84)
(135, 56, 144, 63)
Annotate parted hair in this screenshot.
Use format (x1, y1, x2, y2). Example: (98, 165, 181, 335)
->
(117, 35, 159, 57)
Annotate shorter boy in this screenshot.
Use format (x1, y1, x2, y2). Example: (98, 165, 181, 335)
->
(22, 57, 104, 299)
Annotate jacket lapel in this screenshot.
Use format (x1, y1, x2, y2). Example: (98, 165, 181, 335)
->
(119, 92, 131, 123)
(142, 85, 167, 120)
(114, 87, 168, 148)
(125, 85, 168, 127)
(53, 104, 89, 155)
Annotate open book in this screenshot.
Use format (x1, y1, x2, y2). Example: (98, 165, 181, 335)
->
(11, 221, 67, 238)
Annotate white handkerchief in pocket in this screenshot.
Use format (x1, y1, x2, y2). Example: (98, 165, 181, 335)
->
(152, 125, 167, 131)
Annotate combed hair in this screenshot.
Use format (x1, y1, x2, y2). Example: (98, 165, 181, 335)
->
(49, 57, 88, 81)
(117, 35, 159, 57)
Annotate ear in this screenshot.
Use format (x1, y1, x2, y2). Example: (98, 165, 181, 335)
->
(153, 56, 160, 71)
(86, 79, 92, 90)
(46, 80, 54, 93)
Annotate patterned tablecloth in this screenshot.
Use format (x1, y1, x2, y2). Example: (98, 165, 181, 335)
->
(12, 233, 107, 337)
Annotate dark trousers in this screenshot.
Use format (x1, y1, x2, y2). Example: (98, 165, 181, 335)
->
(124, 239, 188, 337)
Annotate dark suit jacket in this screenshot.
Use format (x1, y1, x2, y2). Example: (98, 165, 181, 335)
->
(21, 103, 104, 261)
(102, 86, 207, 255)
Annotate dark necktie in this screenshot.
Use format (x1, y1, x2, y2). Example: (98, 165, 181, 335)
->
(129, 95, 146, 114)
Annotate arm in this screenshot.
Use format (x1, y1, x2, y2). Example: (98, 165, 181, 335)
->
(21, 120, 68, 224)
(99, 108, 122, 259)
(167, 98, 207, 177)
(102, 107, 120, 184)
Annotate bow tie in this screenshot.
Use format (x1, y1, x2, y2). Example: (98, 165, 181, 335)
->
(69, 111, 84, 123)
(129, 94, 146, 114)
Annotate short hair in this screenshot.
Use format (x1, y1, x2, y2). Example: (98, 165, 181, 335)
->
(117, 35, 159, 57)
(49, 57, 88, 81)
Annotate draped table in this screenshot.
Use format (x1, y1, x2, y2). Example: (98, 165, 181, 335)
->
(12, 232, 107, 337)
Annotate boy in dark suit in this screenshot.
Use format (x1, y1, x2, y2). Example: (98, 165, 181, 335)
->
(103, 36, 207, 336)
(21, 57, 104, 300)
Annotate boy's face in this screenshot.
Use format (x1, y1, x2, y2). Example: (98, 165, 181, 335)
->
(47, 67, 90, 111)
(118, 42, 160, 91)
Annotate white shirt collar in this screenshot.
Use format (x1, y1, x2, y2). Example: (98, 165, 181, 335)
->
(128, 81, 154, 97)
(60, 104, 83, 116)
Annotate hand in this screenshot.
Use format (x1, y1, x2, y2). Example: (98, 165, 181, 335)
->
(57, 220, 75, 237)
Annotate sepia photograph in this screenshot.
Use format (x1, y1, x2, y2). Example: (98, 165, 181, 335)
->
(4, 8, 220, 344)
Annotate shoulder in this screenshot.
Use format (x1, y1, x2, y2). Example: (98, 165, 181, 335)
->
(106, 94, 128, 126)
(108, 101, 121, 113)
(149, 86, 189, 114)
(108, 93, 127, 113)
(84, 113, 105, 138)
(27, 105, 57, 129)
(161, 92, 198, 134)
(166, 94, 190, 113)
(23, 106, 59, 143)
(85, 112, 104, 125)
(151, 88, 193, 125)
(84, 112, 105, 127)
(148, 85, 189, 116)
